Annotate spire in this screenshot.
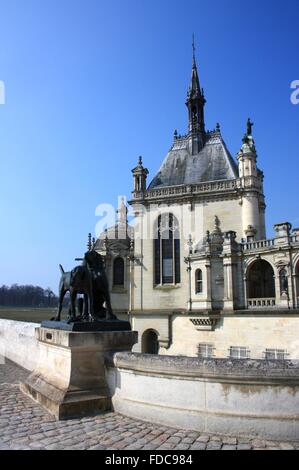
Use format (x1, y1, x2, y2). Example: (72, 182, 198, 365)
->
(116, 197, 128, 240)
(186, 35, 206, 154)
(188, 34, 202, 100)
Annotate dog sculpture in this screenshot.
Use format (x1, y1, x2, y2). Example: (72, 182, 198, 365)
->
(84, 250, 116, 320)
(53, 250, 115, 322)
(53, 259, 94, 322)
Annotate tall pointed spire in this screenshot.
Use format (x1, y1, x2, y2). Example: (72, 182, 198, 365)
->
(186, 35, 206, 154)
(189, 34, 201, 98)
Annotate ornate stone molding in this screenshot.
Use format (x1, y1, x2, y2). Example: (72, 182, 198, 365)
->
(190, 317, 220, 331)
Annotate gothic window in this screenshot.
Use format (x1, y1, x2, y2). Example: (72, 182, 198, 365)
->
(154, 214, 180, 285)
(113, 257, 125, 287)
(195, 269, 203, 294)
(279, 268, 288, 294)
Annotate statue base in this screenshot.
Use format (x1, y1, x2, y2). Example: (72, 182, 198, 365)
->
(41, 319, 131, 332)
(20, 326, 137, 420)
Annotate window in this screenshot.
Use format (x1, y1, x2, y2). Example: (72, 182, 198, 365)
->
(195, 269, 203, 294)
(113, 257, 125, 286)
(264, 349, 288, 360)
(154, 214, 180, 285)
(229, 347, 250, 359)
(198, 343, 214, 358)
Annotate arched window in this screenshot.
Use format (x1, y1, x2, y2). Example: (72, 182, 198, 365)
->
(113, 257, 125, 286)
(154, 214, 180, 285)
(195, 269, 203, 294)
(247, 260, 275, 298)
(279, 268, 288, 294)
(142, 330, 159, 354)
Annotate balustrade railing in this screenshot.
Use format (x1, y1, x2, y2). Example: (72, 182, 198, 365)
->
(242, 239, 275, 251)
(248, 298, 276, 308)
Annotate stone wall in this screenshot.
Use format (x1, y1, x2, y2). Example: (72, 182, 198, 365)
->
(0, 320, 39, 371)
(108, 352, 299, 441)
(168, 314, 299, 359)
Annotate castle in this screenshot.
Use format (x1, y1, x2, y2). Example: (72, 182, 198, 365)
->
(94, 46, 299, 359)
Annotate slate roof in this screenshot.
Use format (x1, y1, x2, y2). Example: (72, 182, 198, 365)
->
(148, 132, 238, 189)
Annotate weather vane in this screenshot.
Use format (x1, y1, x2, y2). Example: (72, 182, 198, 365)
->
(192, 33, 196, 58)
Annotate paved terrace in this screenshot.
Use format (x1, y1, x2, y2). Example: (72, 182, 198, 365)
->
(0, 360, 298, 451)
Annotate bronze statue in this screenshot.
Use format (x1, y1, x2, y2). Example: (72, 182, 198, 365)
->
(85, 250, 116, 320)
(247, 118, 254, 136)
(53, 250, 116, 323)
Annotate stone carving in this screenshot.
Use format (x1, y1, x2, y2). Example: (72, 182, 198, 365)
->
(190, 318, 219, 331)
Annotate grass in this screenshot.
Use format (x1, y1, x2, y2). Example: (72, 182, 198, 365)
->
(0, 307, 57, 323)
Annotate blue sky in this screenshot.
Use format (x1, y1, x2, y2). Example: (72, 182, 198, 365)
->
(0, 0, 298, 292)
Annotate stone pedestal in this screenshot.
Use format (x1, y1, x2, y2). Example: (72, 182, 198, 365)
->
(21, 327, 137, 420)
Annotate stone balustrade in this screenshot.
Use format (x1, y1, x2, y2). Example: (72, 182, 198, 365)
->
(131, 176, 262, 202)
(242, 239, 275, 251)
(248, 298, 276, 308)
(242, 235, 299, 252)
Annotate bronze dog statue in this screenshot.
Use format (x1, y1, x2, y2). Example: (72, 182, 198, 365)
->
(53, 250, 115, 322)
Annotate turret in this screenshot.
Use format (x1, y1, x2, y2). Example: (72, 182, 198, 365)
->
(238, 119, 266, 241)
(237, 119, 258, 178)
(132, 156, 149, 194)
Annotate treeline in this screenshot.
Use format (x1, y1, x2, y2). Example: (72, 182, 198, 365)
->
(0, 285, 59, 308)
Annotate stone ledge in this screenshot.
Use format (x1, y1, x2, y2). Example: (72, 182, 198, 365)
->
(112, 353, 299, 384)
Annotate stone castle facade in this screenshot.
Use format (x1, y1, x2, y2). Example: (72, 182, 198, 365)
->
(94, 49, 299, 360)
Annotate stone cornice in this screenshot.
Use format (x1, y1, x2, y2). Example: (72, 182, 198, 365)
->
(129, 176, 263, 205)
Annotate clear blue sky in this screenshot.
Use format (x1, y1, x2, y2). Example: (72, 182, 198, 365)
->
(0, 0, 298, 293)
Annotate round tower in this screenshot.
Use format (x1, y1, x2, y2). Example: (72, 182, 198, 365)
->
(238, 119, 266, 241)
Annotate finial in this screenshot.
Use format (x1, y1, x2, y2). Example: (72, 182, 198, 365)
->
(87, 233, 92, 251)
(138, 156, 143, 166)
(174, 129, 178, 140)
(192, 33, 196, 62)
(216, 123, 221, 132)
(247, 118, 254, 136)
